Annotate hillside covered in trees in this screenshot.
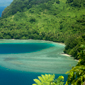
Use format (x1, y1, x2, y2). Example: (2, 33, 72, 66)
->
(0, 0, 85, 59)
(0, 0, 85, 84)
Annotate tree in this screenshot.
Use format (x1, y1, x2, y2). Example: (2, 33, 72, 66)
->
(66, 45, 85, 85)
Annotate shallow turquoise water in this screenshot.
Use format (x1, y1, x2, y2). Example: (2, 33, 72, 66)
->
(0, 39, 77, 85)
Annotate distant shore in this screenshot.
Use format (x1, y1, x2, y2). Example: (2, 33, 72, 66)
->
(61, 53, 71, 57)
(0, 39, 78, 62)
(61, 53, 78, 62)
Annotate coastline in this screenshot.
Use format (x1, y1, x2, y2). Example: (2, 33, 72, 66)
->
(61, 53, 71, 57)
(0, 39, 65, 45)
(0, 39, 78, 73)
(61, 53, 79, 62)
(0, 39, 78, 62)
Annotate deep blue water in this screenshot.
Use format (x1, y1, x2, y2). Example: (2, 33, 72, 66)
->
(0, 6, 6, 17)
(0, 42, 68, 85)
(0, 66, 68, 85)
(0, 43, 54, 54)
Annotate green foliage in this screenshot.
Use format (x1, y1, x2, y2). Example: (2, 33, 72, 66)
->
(77, 45, 85, 65)
(66, 0, 85, 7)
(66, 45, 85, 85)
(2, 0, 56, 17)
(64, 34, 85, 59)
(29, 17, 36, 23)
(32, 74, 64, 85)
(66, 65, 85, 85)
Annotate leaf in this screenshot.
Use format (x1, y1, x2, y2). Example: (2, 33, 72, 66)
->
(41, 75, 46, 81)
(38, 76, 43, 82)
(33, 74, 64, 85)
(32, 84, 37, 85)
(33, 79, 41, 85)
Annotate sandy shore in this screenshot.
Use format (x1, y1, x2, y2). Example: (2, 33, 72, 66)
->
(61, 53, 71, 57)
(61, 53, 79, 62)
(0, 39, 78, 62)
(0, 39, 65, 45)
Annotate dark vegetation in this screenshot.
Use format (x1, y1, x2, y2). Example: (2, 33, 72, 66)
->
(66, 45, 85, 85)
(2, 0, 54, 17)
(0, 0, 85, 84)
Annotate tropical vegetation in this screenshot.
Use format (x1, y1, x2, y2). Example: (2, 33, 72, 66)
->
(32, 74, 64, 85)
(0, 0, 85, 84)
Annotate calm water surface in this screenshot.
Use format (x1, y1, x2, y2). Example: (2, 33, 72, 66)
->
(0, 40, 77, 85)
(0, 66, 68, 85)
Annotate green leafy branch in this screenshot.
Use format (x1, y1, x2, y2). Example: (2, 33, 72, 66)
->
(66, 65, 85, 85)
(32, 74, 64, 85)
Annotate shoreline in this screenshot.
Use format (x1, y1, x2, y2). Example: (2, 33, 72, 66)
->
(61, 53, 79, 62)
(61, 53, 71, 57)
(0, 39, 65, 45)
(0, 39, 78, 62)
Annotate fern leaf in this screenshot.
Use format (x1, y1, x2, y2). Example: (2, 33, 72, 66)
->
(33, 79, 41, 85)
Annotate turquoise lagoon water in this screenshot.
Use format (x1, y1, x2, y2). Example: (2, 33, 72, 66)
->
(0, 39, 78, 85)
